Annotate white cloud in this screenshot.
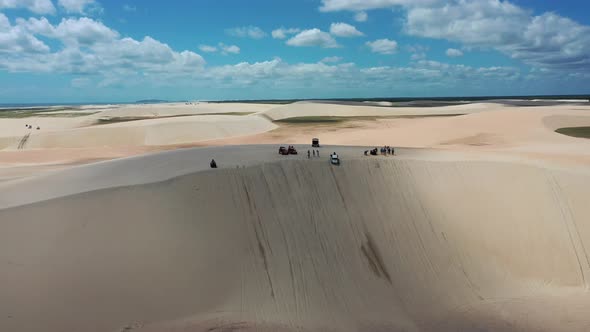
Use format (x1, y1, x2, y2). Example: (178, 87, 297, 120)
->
(406, 44, 429, 53)
(199, 45, 217, 53)
(329, 22, 364, 37)
(31, 17, 120, 46)
(319, 0, 437, 12)
(58, 17, 117, 44)
(58, 0, 100, 14)
(271, 27, 300, 39)
(1, 22, 563, 97)
(404, 0, 590, 70)
(0, 13, 8, 29)
(354, 11, 368, 22)
(411, 53, 426, 60)
(206, 59, 352, 85)
(321, 56, 343, 63)
(3, 2, 587, 94)
(0, 16, 205, 77)
(123, 4, 136, 12)
(407, 44, 428, 60)
(219, 43, 240, 55)
(366, 39, 398, 54)
(225, 26, 266, 39)
(405, 1, 527, 46)
(202, 58, 525, 96)
(0, 0, 55, 14)
(321, 0, 590, 70)
(286, 29, 340, 48)
(446, 48, 463, 57)
(0, 14, 50, 53)
(90, 36, 204, 73)
(199, 43, 239, 55)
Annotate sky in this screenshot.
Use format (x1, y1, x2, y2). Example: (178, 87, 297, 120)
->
(0, 0, 589, 103)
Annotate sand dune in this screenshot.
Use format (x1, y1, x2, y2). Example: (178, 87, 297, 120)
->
(262, 101, 494, 121)
(0, 102, 278, 151)
(201, 104, 590, 167)
(2, 101, 590, 331)
(94, 102, 276, 118)
(3, 101, 589, 161)
(0, 115, 276, 150)
(1, 146, 590, 331)
(1, 101, 590, 185)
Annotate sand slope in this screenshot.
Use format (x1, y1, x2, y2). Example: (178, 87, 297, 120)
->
(0, 102, 278, 151)
(262, 101, 493, 120)
(0, 115, 276, 150)
(94, 102, 276, 118)
(1, 147, 590, 331)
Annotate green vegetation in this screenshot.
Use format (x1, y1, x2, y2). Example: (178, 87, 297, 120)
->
(275, 113, 464, 125)
(135, 99, 169, 104)
(96, 117, 153, 124)
(198, 112, 256, 116)
(39, 112, 98, 117)
(276, 116, 346, 124)
(387, 113, 464, 119)
(208, 100, 297, 105)
(95, 111, 255, 125)
(555, 127, 590, 139)
(0, 108, 96, 118)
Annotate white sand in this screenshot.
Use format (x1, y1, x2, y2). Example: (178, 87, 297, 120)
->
(2, 101, 588, 159)
(94, 102, 276, 118)
(262, 100, 492, 120)
(1, 146, 590, 331)
(0, 114, 276, 151)
(1, 101, 590, 331)
(2, 100, 590, 178)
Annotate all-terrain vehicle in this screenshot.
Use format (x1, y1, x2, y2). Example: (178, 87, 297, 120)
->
(330, 152, 340, 165)
(279, 145, 298, 155)
(312, 138, 320, 147)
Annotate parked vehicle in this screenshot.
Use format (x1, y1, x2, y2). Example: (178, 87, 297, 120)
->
(330, 152, 340, 165)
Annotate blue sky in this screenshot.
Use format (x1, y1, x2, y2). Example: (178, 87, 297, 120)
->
(0, 0, 589, 102)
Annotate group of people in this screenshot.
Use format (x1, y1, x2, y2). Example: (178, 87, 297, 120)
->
(381, 146, 394, 155)
(365, 146, 395, 156)
(307, 149, 320, 158)
(25, 124, 40, 130)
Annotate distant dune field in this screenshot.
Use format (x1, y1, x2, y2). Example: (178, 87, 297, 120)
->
(2, 100, 590, 331)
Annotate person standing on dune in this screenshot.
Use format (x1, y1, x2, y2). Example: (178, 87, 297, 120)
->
(307, 150, 310, 159)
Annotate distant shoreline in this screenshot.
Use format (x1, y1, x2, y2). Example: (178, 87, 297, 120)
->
(0, 94, 588, 109)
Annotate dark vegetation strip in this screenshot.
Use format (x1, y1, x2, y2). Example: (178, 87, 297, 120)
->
(275, 114, 464, 125)
(95, 112, 256, 125)
(555, 127, 590, 139)
(0, 108, 83, 118)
